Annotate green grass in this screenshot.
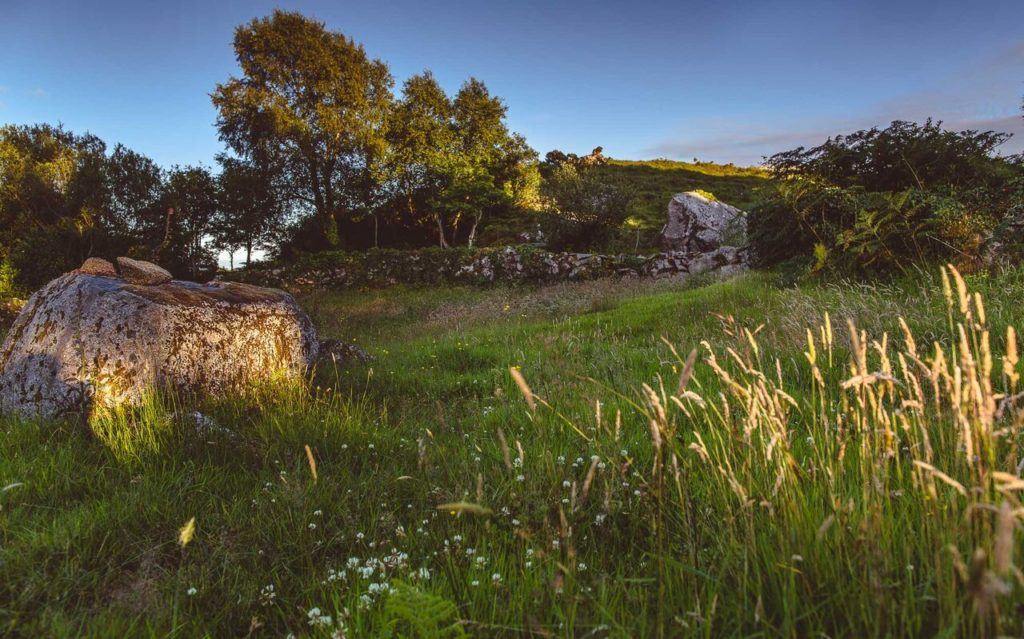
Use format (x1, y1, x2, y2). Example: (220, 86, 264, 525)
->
(597, 159, 769, 230)
(5, 266, 1024, 636)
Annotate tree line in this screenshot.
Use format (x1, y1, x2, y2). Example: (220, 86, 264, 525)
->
(0, 10, 543, 291)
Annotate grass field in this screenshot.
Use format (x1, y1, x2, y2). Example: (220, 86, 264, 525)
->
(5, 266, 1024, 636)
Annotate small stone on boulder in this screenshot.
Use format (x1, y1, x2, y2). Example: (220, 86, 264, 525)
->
(79, 257, 118, 278)
(116, 257, 172, 286)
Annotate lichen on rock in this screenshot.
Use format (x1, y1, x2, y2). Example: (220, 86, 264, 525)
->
(0, 264, 319, 420)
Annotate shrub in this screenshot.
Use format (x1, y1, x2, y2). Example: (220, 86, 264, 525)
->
(750, 120, 1022, 273)
(540, 163, 635, 251)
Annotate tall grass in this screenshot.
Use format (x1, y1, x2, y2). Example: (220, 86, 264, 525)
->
(581, 264, 1024, 636)
(5, 268, 1024, 636)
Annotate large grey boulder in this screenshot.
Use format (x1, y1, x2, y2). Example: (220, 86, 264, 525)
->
(659, 191, 746, 253)
(0, 262, 318, 420)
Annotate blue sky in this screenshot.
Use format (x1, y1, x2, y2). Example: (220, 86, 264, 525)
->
(2, 0, 1022, 167)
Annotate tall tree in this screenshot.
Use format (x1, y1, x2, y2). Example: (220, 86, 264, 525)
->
(162, 166, 219, 277)
(211, 10, 394, 249)
(387, 75, 538, 247)
(388, 72, 456, 245)
(104, 144, 165, 248)
(214, 156, 285, 267)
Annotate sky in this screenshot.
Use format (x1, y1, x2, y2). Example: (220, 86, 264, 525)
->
(1, 0, 1022, 167)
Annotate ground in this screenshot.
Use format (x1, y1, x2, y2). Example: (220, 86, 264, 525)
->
(4, 267, 1024, 636)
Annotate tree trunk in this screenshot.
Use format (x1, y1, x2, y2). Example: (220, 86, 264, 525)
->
(467, 215, 480, 248)
(245, 240, 252, 267)
(436, 214, 449, 248)
(374, 214, 379, 249)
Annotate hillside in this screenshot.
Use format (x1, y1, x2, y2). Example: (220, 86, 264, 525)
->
(597, 158, 769, 229)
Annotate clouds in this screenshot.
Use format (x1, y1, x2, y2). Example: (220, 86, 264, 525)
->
(647, 42, 1024, 165)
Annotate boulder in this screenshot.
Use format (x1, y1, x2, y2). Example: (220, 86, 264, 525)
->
(0, 266, 319, 420)
(659, 192, 746, 253)
(116, 257, 172, 285)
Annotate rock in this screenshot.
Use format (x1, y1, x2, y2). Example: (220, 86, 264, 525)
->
(687, 246, 745, 276)
(0, 271, 319, 420)
(659, 192, 746, 253)
(317, 339, 373, 368)
(116, 257, 172, 285)
(78, 257, 118, 277)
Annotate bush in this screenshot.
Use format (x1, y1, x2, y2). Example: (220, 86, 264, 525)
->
(540, 163, 635, 251)
(750, 120, 1023, 273)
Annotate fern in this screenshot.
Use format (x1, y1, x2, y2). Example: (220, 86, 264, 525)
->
(382, 581, 467, 638)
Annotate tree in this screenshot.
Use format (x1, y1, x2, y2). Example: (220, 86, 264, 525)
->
(211, 10, 394, 250)
(162, 166, 219, 277)
(387, 76, 537, 247)
(0, 124, 113, 289)
(214, 156, 285, 267)
(541, 162, 635, 251)
(388, 72, 456, 246)
(104, 144, 165, 251)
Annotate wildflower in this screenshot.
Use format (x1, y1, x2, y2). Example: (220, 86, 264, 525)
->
(491, 572, 502, 583)
(307, 607, 333, 627)
(516, 474, 525, 482)
(578, 562, 588, 572)
(186, 587, 197, 596)
(470, 579, 480, 586)
(562, 480, 571, 489)
(308, 522, 317, 530)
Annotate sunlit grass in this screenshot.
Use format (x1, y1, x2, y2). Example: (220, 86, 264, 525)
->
(5, 267, 1024, 635)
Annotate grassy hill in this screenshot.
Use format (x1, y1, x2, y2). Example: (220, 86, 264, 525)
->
(598, 158, 769, 230)
(5, 266, 1024, 635)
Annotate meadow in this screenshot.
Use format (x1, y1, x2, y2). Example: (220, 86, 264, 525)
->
(4, 265, 1024, 636)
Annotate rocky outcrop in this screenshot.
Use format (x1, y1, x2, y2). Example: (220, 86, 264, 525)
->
(0, 259, 318, 420)
(658, 191, 746, 253)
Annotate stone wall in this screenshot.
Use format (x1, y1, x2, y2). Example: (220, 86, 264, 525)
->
(233, 245, 746, 291)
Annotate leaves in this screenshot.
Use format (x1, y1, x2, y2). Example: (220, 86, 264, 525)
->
(178, 517, 196, 547)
